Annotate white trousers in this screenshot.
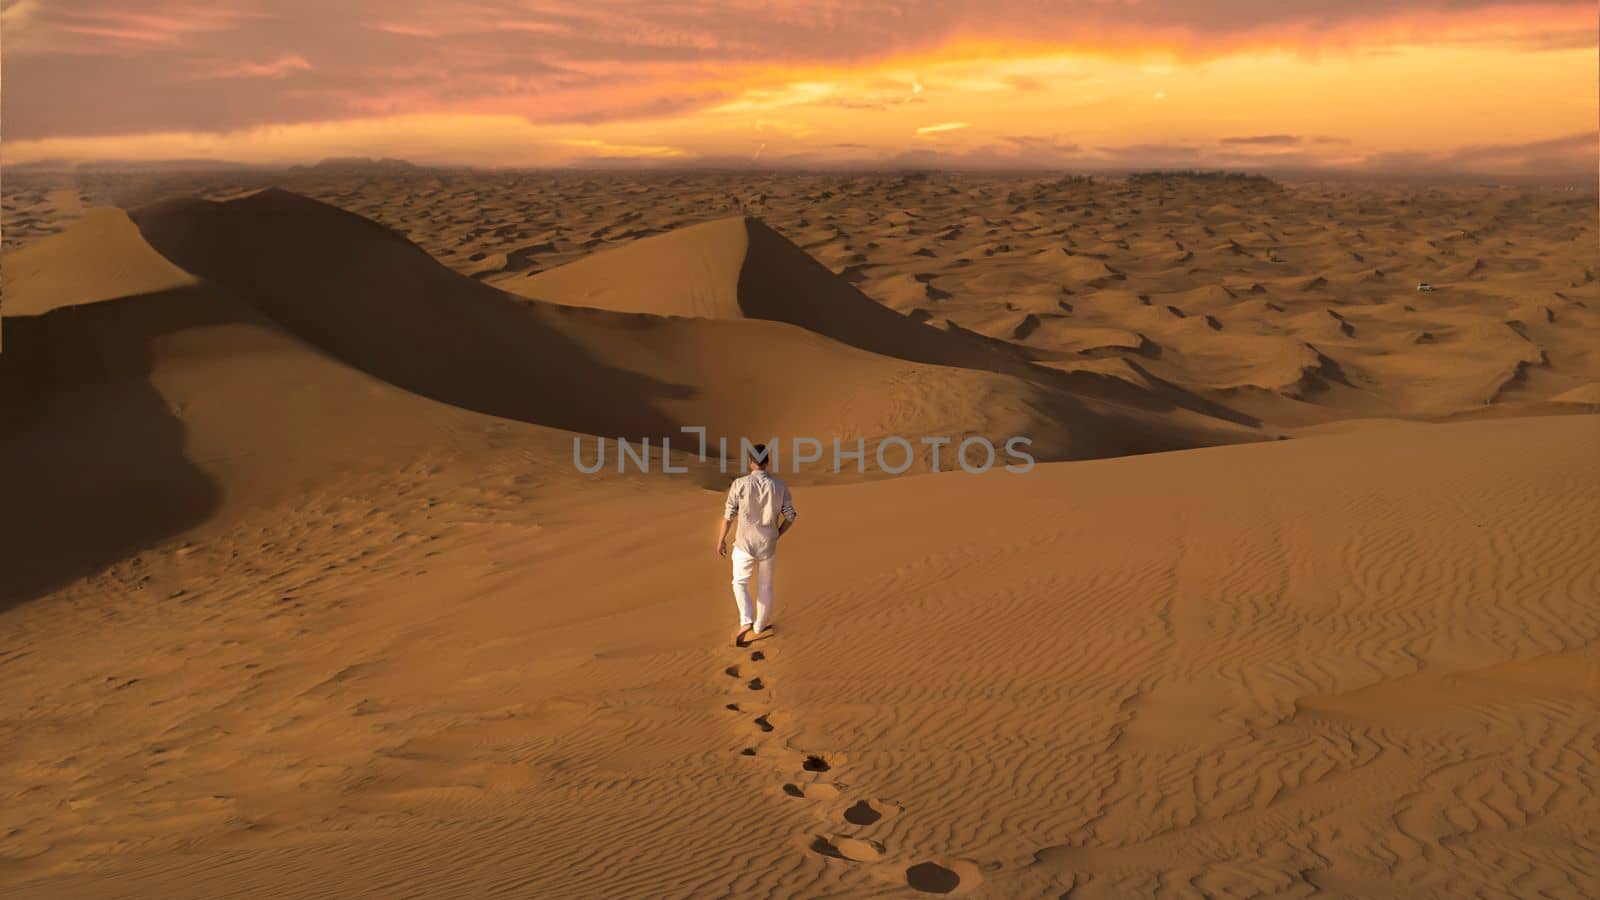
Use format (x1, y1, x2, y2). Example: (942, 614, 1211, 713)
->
(730, 547, 775, 632)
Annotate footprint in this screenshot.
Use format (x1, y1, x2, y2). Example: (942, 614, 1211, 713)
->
(810, 834, 885, 863)
(842, 798, 901, 826)
(904, 860, 981, 894)
(782, 781, 842, 800)
(716, 613, 933, 881)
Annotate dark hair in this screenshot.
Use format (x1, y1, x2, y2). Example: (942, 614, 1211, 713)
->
(747, 443, 769, 468)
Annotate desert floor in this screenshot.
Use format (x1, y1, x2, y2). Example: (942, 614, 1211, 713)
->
(2, 170, 1597, 898)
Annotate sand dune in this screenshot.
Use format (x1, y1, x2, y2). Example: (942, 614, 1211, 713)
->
(1, 412, 1593, 897)
(1, 188, 1255, 610)
(0, 209, 196, 318)
(130, 190, 1255, 461)
(500, 215, 1040, 376)
(127, 192, 1061, 458)
(1, 171, 1596, 898)
(14, 170, 1595, 426)
(0, 216, 586, 606)
(498, 210, 1267, 443)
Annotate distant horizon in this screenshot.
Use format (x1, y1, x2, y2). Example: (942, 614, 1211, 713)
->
(5, 150, 1596, 186)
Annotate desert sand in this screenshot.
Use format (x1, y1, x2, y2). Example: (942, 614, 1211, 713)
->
(1, 170, 1597, 898)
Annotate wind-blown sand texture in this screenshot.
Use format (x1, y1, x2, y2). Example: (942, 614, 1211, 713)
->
(2, 170, 1597, 898)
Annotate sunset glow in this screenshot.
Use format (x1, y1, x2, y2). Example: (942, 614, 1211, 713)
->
(1, 0, 1594, 173)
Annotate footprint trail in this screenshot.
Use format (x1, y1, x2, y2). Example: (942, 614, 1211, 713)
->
(716, 631, 983, 894)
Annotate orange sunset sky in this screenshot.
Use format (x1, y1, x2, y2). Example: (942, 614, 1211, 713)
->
(1, 0, 1595, 174)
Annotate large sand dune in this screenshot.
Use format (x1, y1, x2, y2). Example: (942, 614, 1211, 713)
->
(151, 190, 1260, 458)
(506, 215, 1039, 373)
(1, 171, 1596, 898)
(1, 188, 1257, 604)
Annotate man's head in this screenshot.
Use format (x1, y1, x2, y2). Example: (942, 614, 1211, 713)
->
(747, 443, 769, 472)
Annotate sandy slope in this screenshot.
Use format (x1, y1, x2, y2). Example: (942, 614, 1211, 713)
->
(505, 215, 1036, 374)
(2, 173, 1597, 898)
(0, 209, 196, 318)
(2, 415, 1594, 898)
(0, 205, 589, 607)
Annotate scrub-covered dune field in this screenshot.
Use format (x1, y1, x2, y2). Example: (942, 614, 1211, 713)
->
(2, 169, 1597, 898)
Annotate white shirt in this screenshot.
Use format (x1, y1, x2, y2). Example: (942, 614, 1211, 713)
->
(723, 470, 797, 560)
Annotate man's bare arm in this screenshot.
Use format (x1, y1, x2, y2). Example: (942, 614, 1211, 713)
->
(716, 517, 733, 557)
(777, 488, 797, 539)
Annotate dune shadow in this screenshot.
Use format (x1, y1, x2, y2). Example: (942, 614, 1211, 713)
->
(739, 218, 1037, 377)
(131, 190, 694, 442)
(740, 218, 1261, 447)
(1047, 360, 1263, 428)
(0, 289, 225, 612)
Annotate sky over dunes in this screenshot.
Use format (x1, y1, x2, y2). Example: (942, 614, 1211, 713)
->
(1, 0, 1595, 172)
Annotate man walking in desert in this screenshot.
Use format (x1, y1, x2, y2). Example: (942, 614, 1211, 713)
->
(716, 444, 798, 646)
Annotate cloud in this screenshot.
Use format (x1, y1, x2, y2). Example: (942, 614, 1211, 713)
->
(1220, 134, 1304, 146)
(999, 134, 1081, 154)
(546, 92, 732, 126)
(1, 0, 1592, 143)
(0, 0, 42, 30)
(1363, 130, 1597, 176)
(561, 137, 685, 158)
(11, 3, 267, 53)
(2, 105, 1591, 179)
(210, 54, 313, 79)
(1002, 74, 1052, 92)
(0, 0, 1592, 181)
